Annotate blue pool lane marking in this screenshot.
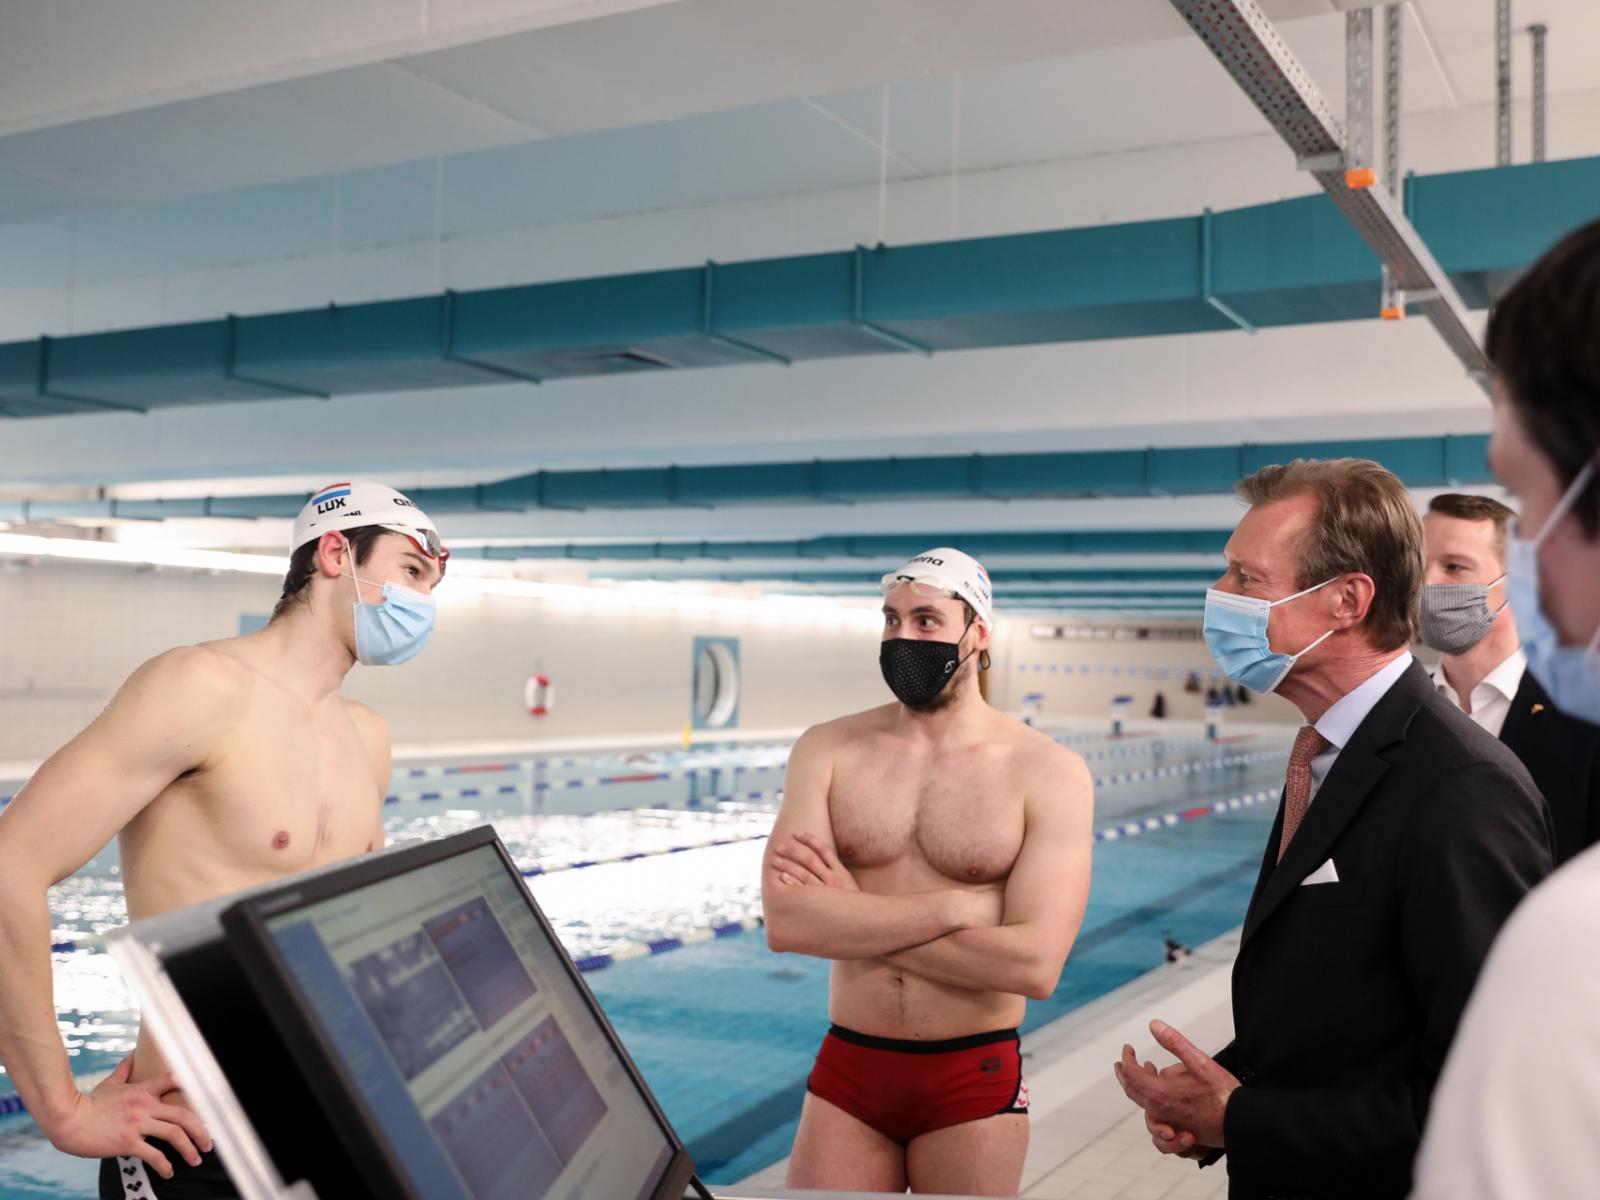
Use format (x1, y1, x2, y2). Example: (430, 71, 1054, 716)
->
(48, 783, 1284, 957)
(572, 917, 766, 974)
(385, 779, 789, 806)
(521, 833, 773, 876)
(1090, 747, 1286, 790)
(379, 746, 1288, 805)
(4, 733, 1285, 809)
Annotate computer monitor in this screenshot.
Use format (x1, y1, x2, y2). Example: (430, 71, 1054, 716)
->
(219, 826, 696, 1200)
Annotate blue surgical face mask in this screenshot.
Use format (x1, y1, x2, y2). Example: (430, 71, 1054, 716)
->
(1506, 460, 1600, 724)
(345, 553, 436, 666)
(1203, 577, 1339, 694)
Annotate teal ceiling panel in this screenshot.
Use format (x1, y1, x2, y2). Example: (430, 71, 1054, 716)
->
(5, 156, 1592, 420)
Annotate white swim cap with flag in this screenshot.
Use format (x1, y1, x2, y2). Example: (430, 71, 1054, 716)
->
(881, 547, 993, 629)
(291, 481, 448, 566)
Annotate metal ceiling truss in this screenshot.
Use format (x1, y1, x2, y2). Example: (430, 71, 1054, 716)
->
(1168, 0, 1490, 388)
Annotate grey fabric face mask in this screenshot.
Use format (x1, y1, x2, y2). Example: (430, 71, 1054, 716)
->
(1418, 577, 1507, 655)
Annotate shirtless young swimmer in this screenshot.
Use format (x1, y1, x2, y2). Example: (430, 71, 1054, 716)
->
(0, 481, 447, 1199)
(762, 548, 1094, 1196)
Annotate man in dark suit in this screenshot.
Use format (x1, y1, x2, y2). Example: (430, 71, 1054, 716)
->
(1112, 458, 1555, 1199)
(1422, 492, 1600, 864)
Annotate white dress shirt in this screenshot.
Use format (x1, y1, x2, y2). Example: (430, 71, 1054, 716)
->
(1304, 651, 1414, 806)
(1412, 843, 1600, 1199)
(1430, 648, 1527, 740)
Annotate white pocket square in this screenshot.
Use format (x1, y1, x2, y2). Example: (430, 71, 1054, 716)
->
(1300, 859, 1340, 886)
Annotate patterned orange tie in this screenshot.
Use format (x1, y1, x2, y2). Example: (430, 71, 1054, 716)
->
(1278, 726, 1332, 862)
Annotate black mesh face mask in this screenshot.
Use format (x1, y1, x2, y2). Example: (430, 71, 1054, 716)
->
(879, 616, 978, 710)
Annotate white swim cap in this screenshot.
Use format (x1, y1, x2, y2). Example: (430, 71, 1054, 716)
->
(881, 547, 993, 629)
(291, 481, 447, 563)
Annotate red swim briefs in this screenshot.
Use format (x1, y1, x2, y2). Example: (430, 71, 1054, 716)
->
(805, 1024, 1029, 1144)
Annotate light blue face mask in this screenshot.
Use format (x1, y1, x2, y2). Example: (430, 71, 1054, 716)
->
(1506, 459, 1600, 724)
(1203, 577, 1339, 694)
(346, 557, 436, 667)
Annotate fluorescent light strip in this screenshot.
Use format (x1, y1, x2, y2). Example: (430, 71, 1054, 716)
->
(0, 533, 288, 575)
(0, 534, 881, 629)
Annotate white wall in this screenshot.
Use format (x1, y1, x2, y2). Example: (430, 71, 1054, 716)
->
(0, 558, 1295, 765)
(0, 557, 890, 762)
(985, 614, 1299, 729)
(987, 616, 1301, 728)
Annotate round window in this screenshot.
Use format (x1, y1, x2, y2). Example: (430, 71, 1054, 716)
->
(693, 641, 740, 728)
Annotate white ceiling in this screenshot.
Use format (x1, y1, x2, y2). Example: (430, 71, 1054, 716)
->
(0, 0, 677, 138)
(0, 0, 1592, 579)
(2, 0, 1595, 288)
(0, 0, 1450, 226)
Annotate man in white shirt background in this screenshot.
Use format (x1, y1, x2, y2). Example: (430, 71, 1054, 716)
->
(1421, 492, 1600, 864)
(1412, 215, 1600, 1200)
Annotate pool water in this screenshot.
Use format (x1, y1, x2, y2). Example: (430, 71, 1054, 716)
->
(0, 724, 1290, 1196)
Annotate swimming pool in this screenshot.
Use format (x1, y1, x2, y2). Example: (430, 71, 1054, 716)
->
(0, 721, 1291, 1197)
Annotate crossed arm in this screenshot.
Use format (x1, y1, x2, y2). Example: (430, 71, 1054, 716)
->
(762, 728, 1094, 1001)
(881, 765, 1092, 1000)
(761, 727, 1001, 959)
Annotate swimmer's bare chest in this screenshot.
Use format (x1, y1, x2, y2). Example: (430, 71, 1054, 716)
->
(119, 691, 382, 922)
(831, 750, 1023, 884)
(120, 688, 382, 1090)
(825, 734, 1027, 1037)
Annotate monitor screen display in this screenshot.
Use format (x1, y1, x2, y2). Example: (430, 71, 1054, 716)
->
(243, 838, 678, 1200)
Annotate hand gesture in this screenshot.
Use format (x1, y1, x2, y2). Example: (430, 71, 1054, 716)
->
(1140, 1063, 1210, 1159)
(770, 831, 860, 891)
(1112, 1019, 1238, 1150)
(44, 1055, 212, 1180)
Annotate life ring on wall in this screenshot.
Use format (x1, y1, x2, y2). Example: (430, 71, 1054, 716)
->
(525, 673, 554, 717)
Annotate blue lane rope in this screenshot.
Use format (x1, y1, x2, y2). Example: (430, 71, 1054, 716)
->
(5, 734, 1286, 809)
(48, 781, 1284, 956)
(572, 916, 765, 974)
(380, 744, 1285, 807)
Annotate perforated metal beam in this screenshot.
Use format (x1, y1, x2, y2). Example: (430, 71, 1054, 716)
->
(1381, 3, 1402, 315)
(1530, 23, 1548, 163)
(1497, 0, 1513, 166)
(1169, 0, 1490, 387)
(1346, 9, 1375, 175)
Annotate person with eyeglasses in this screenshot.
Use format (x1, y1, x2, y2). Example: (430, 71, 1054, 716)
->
(1413, 218, 1600, 1200)
(1421, 492, 1600, 866)
(761, 548, 1093, 1196)
(0, 480, 447, 1199)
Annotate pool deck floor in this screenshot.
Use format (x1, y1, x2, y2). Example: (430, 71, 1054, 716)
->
(734, 930, 1240, 1200)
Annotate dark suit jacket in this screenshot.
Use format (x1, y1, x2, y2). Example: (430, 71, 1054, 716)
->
(1209, 660, 1554, 1199)
(1498, 669, 1600, 865)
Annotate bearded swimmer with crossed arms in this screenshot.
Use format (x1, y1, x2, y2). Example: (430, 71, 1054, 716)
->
(762, 548, 1094, 1196)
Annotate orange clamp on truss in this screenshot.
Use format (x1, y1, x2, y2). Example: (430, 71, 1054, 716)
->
(1344, 166, 1378, 189)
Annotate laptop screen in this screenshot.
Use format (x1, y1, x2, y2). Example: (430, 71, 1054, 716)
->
(225, 831, 683, 1200)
